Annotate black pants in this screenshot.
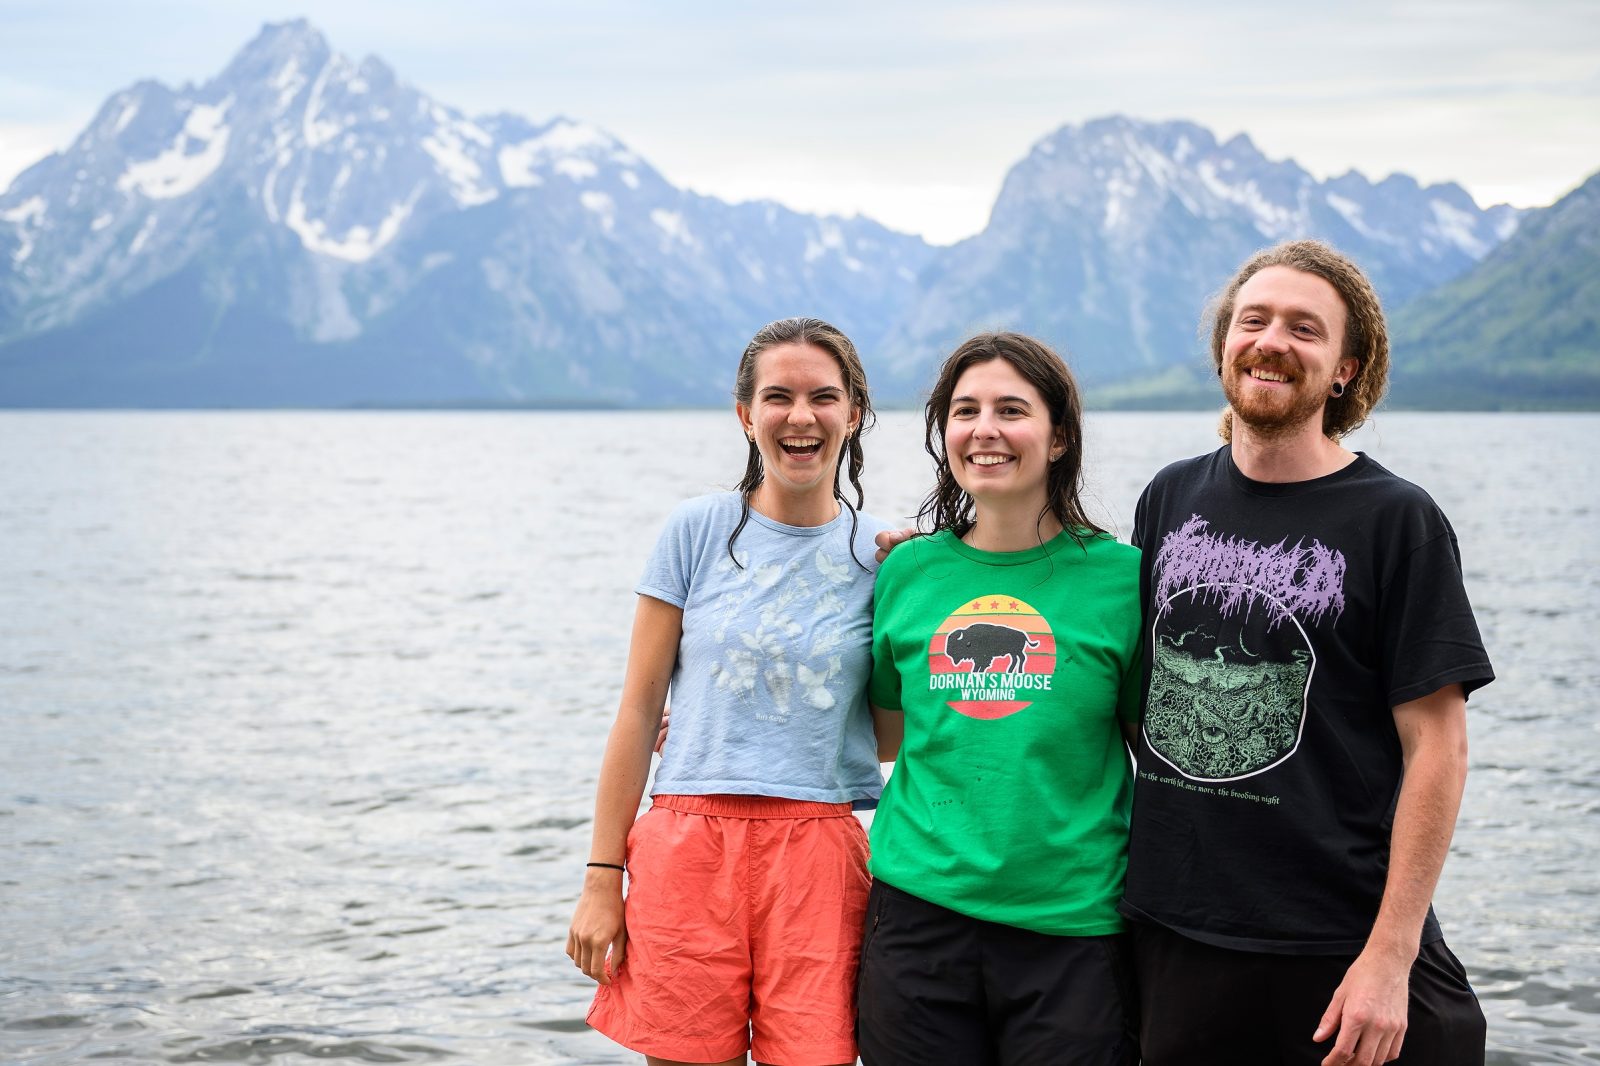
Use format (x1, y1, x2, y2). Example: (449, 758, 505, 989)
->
(856, 879, 1138, 1066)
(1133, 921, 1486, 1065)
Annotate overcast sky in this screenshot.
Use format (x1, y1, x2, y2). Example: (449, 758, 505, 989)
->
(3, 0, 1597, 244)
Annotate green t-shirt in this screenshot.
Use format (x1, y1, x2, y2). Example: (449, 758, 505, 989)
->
(869, 528, 1142, 935)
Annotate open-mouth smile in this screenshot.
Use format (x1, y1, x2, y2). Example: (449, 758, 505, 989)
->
(1246, 367, 1291, 383)
(779, 436, 824, 458)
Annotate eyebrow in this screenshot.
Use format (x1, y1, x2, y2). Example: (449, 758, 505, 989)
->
(951, 394, 1034, 405)
(1236, 301, 1331, 333)
(760, 384, 845, 396)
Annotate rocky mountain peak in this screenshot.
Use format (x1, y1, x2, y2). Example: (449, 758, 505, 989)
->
(0, 27, 1564, 410)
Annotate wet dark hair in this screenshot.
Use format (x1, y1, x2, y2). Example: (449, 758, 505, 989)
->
(916, 331, 1105, 548)
(728, 317, 875, 569)
(1206, 239, 1390, 442)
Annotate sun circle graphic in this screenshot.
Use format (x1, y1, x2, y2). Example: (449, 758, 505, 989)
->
(927, 594, 1056, 720)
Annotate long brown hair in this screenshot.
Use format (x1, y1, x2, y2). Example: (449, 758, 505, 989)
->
(729, 317, 875, 569)
(1207, 239, 1390, 442)
(916, 332, 1105, 548)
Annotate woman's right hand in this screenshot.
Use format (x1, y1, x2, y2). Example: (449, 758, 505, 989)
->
(567, 870, 627, 984)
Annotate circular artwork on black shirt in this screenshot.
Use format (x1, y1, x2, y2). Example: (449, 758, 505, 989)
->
(1144, 581, 1313, 781)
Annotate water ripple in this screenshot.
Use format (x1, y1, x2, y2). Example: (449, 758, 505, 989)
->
(1, 410, 1594, 1065)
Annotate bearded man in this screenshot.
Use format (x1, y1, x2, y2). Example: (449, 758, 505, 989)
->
(1122, 240, 1493, 1066)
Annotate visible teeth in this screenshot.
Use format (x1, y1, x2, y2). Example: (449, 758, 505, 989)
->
(1249, 368, 1289, 382)
(780, 438, 821, 447)
(970, 455, 1012, 466)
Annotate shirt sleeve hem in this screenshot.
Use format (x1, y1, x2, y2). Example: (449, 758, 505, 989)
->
(635, 584, 686, 609)
(1388, 663, 1495, 708)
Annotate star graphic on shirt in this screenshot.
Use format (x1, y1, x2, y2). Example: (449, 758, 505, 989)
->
(989, 600, 1000, 609)
(1009, 601, 1019, 610)
(972, 601, 983, 610)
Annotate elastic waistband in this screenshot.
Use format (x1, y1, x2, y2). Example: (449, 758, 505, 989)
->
(651, 793, 854, 820)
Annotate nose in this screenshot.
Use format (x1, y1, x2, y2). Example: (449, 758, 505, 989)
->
(973, 407, 1001, 438)
(1256, 319, 1291, 355)
(788, 399, 816, 426)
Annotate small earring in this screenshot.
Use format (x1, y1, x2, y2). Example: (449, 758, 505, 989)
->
(1330, 381, 1346, 398)
(1216, 364, 1223, 377)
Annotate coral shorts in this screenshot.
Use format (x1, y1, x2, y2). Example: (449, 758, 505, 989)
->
(587, 794, 871, 1064)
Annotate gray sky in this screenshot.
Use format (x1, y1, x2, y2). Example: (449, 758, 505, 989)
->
(3, 0, 1597, 244)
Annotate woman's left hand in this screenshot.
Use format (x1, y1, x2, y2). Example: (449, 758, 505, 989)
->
(567, 869, 628, 984)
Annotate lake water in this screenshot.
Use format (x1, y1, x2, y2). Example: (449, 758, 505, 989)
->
(2, 410, 1597, 1065)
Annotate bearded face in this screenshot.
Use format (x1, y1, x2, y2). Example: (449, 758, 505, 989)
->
(1220, 267, 1355, 439)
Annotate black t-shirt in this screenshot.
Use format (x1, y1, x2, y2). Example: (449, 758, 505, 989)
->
(1119, 447, 1494, 954)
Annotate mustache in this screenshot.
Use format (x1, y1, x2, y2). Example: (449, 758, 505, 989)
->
(1235, 352, 1297, 374)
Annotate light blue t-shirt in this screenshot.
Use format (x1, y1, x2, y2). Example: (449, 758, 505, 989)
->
(640, 492, 889, 806)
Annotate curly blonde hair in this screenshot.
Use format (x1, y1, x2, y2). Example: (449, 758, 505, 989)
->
(1206, 240, 1389, 442)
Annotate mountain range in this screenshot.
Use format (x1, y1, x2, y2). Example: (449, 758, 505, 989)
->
(1, 20, 1593, 409)
(1387, 170, 1600, 409)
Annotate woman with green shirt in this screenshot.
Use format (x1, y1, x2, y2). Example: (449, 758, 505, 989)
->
(859, 332, 1141, 1065)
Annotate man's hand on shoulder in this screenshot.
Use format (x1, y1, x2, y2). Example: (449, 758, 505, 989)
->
(874, 527, 916, 564)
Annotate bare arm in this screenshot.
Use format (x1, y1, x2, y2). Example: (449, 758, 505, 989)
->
(872, 704, 904, 763)
(565, 595, 682, 984)
(1314, 683, 1470, 1066)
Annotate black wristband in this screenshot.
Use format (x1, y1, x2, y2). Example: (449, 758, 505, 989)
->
(586, 861, 625, 871)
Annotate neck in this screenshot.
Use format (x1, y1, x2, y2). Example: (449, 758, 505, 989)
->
(749, 481, 841, 527)
(1229, 418, 1356, 483)
(963, 499, 1064, 553)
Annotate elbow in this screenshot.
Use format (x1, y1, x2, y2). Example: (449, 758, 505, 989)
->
(1422, 728, 1471, 801)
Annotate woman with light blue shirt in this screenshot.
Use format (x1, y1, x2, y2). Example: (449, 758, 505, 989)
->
(567, 317, 892, 1066)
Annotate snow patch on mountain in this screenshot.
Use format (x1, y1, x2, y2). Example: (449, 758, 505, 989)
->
(1, 196, 46, 264)
(581, 191, 616, 232)
(128, 215, 158, 256)
(1429, 199, 1490, 258)
(805, 222, 847, 263)
(497, 142, 546, 188)
(536, 120, 616, 155)
(271, 55, 307, 111)
(286, 191, 414, 261)
(422, 121, 498, 207)
(118, 97, 234, 199)
(650, 208, 699, 249)
(302, 61, 344, 148)
(1195, 162, 1295, 237)
(114, 99, 141, 134)
(497, 119, 637, 188)
(555, 158, 597, 182)
(1327, 193, 1388, 243)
